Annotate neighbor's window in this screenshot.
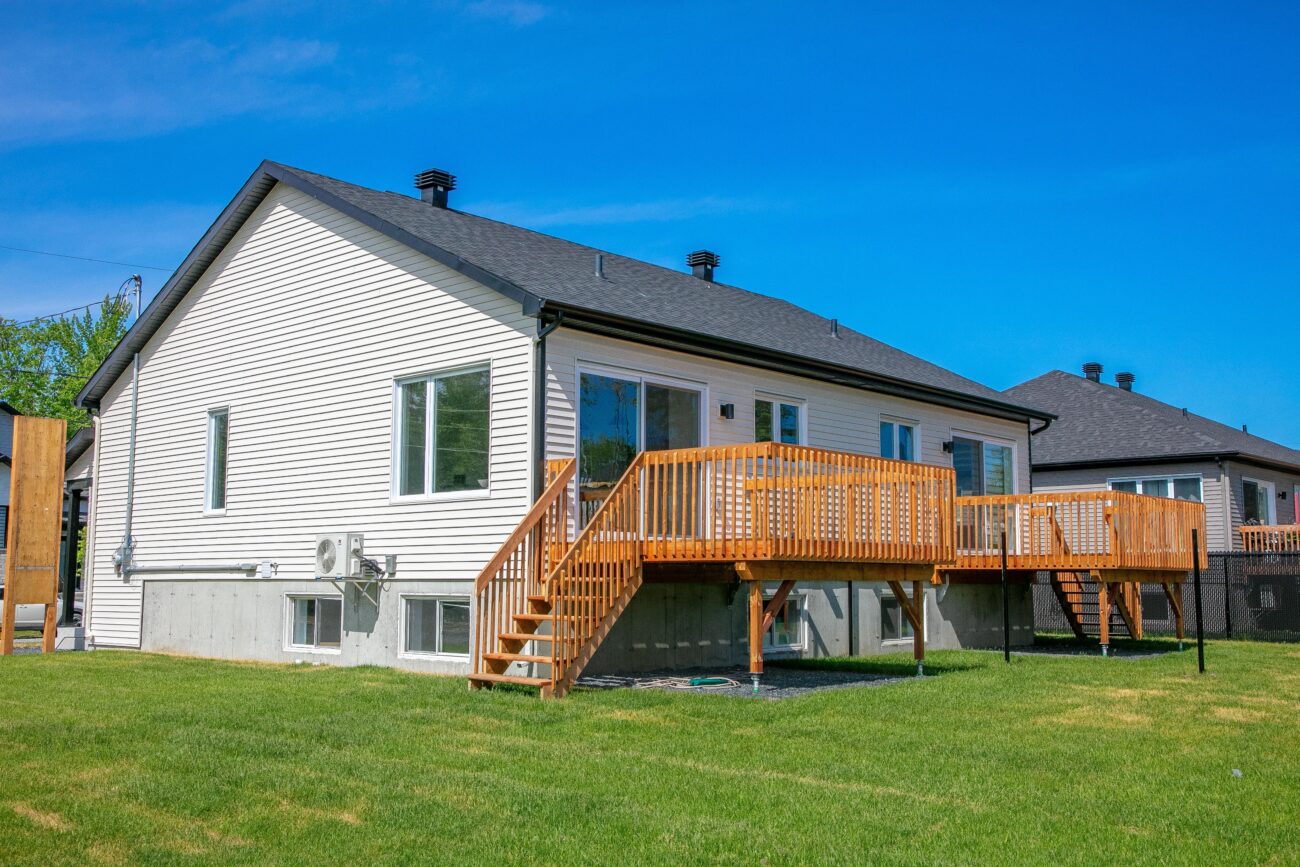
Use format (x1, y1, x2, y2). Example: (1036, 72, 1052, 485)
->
(1108, 475, 1202, 502)
(288, 596, 342, 650)
(755, 398, 801, 444)
(206, 408, 229, 511)
(1242, 478, 1274, 524)
(880, 419, 916, 461)
(952, 436, 1013, 496)
(763, 593, 805, 650)
(396, 367, 490, 497)
(880, 591, 920, 642)
(404, 597, 471, 656)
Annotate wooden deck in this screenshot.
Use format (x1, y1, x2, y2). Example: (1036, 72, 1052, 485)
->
(471, 443, 953, 696)
(1240, 524, 1300, 553)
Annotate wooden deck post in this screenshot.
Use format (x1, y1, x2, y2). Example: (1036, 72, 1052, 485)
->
(1163, 582, 1184, 649)
(912, 579, 925, 676)
(748, 580, 764, 692)
(1096, 577, 1110, 657)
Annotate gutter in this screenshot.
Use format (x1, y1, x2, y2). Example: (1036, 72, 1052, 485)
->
(1032, 451, 1300, 477)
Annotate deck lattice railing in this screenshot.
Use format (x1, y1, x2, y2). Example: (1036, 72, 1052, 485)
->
(953, 491, 1207, 572)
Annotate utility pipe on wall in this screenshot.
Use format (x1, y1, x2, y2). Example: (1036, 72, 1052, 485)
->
(114, 351, 141, 574)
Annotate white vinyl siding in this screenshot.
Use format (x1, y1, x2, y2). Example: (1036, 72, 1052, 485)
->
(83, 184, 534, 647)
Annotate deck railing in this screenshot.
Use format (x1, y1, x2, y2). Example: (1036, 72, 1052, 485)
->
(952, 491, 1207, 572)
(1240, 524, 1300, 553)
(631, 442, 955, 564)
(471, 459, 574, 675)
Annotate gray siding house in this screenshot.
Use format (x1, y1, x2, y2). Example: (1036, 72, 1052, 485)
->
(74, 161, 1052, 675)
(1006, 365, 1300, 552)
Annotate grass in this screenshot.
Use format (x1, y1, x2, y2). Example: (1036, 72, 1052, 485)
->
(1, 640, 1297, 865)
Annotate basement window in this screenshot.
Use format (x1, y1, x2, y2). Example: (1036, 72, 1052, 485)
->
(402, 596, 471, 657)
(880, 590, 924, 643)
(287, 596, 342, 651)
(763, 592, 806, 651)
(394, 366, 491, 499)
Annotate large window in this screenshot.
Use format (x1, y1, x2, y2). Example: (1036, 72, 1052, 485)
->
(952, 436, 1013, 496)
(755, 398, 801, 444)
(205, 408, 229, 512)
(1242, 478, 1275, 525)
(1108, 475, 1202, 502)
(880, 419, 916, 461)
(763, 592, 805, 650)
(403, 597, 470, 657)
(288, 596, 342, 650)
(395, 367, 490, 498)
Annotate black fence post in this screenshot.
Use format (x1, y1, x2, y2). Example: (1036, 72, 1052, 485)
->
(1223, 558, 1233, 640)
(1001, 529, 1010, 663)
(1192, 528, 1205, 674)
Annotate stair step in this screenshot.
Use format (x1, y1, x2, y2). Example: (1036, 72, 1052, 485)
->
(513, 612, 556, 624)
(484, 652, 562, 665)
(468, 673, 550, 688)
(527, 594, 604, 604)
(499, 631, 556, 643)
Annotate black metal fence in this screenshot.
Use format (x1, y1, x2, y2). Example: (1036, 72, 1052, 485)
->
(1033, 552, 1300, 643)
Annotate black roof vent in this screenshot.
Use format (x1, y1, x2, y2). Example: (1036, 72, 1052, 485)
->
(1115, 371, 1135, 391)
(687, 250, 720, 282)
(414, 168, 456, 208)
(1082, 361, 1103, 382)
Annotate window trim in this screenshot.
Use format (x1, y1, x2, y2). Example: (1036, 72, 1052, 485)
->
(761, 589, 806, 652)
(398, 594, 473, 660)
(950, 430, 1018, 496)
(753, 393, 806, 445)
(204, 407, 229, 515)
(283, 593, 344, 655)
(1107, 473, 1204, 502)
(879, 415, 919, 462)
(1241, 476, 1277, 525)
(390, 362, 494, 504)
(880, 586, 927, 645)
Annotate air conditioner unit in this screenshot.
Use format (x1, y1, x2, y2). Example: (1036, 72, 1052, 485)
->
(314, 533, 364, 579)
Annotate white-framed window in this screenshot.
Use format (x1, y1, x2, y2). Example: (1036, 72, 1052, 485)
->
(754, 396, 803, 445)
(952, 434, 1014, 496)
(880, 417, 917, 462)
(393, 365, 491, 499)
(880, 588, 926, 644)
(286, 595, 342, 652)
(1108, 474, 1202, 502)
(401, 595, 471, 657)
(1242, 477, 1276, 525)
(762, 591, 806, 651)
(205, 408, 229, 513)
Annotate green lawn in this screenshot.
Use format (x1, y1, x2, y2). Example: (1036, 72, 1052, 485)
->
(1, 641, 1297, 865)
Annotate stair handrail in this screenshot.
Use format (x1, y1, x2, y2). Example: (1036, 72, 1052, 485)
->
(471, 458, 576, 675)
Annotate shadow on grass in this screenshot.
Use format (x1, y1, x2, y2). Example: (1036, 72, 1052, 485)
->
(1032, 631, 1189, 656)
(770, 656, 984, 677)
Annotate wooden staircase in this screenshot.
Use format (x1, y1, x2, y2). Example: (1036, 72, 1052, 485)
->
(1051, 572, 1142, 641)
(470, 455, 647, 698)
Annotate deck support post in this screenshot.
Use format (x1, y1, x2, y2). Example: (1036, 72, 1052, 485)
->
(1162, 582, 1184, 651)
(912, 579, 925, 677)
(1097, 576, 1110, 657)
(748, 580, 764, 693)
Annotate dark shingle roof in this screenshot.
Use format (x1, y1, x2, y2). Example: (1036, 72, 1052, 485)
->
(1006, 370, 1300, 471)
(78, 161, 1050, 422)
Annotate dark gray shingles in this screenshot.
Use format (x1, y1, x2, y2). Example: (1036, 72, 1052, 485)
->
(1006, 370, 1300, 470)
(276, 164, 1042, 413)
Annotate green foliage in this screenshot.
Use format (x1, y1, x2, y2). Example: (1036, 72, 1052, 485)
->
(0, 294, 130, 436)
(0, 641, 1296, 864)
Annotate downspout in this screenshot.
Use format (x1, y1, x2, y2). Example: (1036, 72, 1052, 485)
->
(1026, 417, 1052, 494)
(113, 352, 141, 576)
(532, 312, 563, 499)
(1216, 456, 1232, 551)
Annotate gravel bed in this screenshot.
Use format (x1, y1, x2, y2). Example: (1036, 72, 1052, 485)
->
(575, 665, 912, 699)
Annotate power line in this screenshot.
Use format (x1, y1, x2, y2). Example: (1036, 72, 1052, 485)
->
(9, 277, 137, 326)
(0, 242, 172, 272)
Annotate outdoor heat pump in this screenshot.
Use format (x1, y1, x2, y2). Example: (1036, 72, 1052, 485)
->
(314, 533, 365, 580)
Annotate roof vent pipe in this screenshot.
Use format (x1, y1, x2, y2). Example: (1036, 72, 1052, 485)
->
(414, 168, 456, 208)
(687, 250, 720, 282)
(831, 318, 840, 338)
(1083, 361, 1103, 382)
(1115, 371, 1135, 391)
(595, 253, 604, 278)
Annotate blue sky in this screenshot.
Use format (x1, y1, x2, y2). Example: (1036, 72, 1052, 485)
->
(2, 1, 1297, 445)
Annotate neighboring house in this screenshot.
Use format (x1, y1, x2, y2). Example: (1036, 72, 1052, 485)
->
(74, 161, 1052, 674)
(1006, 364, 1300, 552)
(0, 400, 19, 579)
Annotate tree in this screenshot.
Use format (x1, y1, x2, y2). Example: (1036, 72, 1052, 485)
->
(0, 294, 131, 437)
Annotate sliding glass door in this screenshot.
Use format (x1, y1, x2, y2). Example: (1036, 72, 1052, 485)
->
(577, 370, 702, 527)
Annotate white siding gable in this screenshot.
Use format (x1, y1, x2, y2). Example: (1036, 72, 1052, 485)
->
(84, 184, 534, 647)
